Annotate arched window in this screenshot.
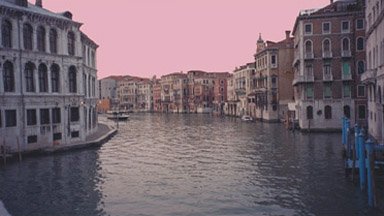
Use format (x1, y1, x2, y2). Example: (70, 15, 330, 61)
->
(37, 26, 45, 52)
(25, 62, 35, 92)
(323, 38, 331, 53)
(3, 61, 15, 92)
(342, 38, 350, 51)
(325, 105, 332, 119)
(23, 23, 33, 50)
(2, 20, 12, 48)
(357, 37, 364, 51)
(343, 105, 351, 119)
(51, 64, 60, 93)
(67, 31, 75, 56)
(38, 64, 48, 92)
(49, 28, 57, 54)
(357, 61, 365, 74)
(378, 86, 382, 104)
(305, 40, 312, 56)
(68, 66, 77, 93)
(306, 106, 313, 119)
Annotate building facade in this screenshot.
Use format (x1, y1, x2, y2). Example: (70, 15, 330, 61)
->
(232, 63, 255, 117)
(292, 0, 367, 131)
(362, 0, 384, 143)
(0, 0, 98, 153)
(252, 32, 294, 122)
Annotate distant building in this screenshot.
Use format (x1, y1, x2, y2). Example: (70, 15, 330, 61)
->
(212, 72, 231, 115)
(292, 0, 366, 131)
(98, 77, 119, 112)
(232, 63, 255, 117)
(160, 72, 188, 113)
(253, 32, 294, 122)
(0, 0, 98, 152)
(224, 74, 237, 116)
(152, 79, 162, 112)
(362, 0, 384, 142)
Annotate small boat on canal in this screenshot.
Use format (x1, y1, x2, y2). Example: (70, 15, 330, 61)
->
(241, 115, 253, 122)
(106, 111, 130, 121)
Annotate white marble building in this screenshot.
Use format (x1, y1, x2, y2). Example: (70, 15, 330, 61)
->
(0, 0, 99, 153)
(362, 0, 384, 143)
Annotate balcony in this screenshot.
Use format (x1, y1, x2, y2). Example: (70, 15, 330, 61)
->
(341, 50, 351, 58)
(361, 69, 377, 84)
(304, 52, 314, 60)
(342, 72, 353, 81)
(235, 88, 246, 95)
(323, 72, 333, 82)
(292, 72, 314, 85)
(322, 51, 333, 59)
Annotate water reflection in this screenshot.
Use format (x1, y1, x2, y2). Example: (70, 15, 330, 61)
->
(0, 150, 106, 216)
(0, 113, 383, 216)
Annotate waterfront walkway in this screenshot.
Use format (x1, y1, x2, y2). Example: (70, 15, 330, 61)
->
(0, 201, 11, 216)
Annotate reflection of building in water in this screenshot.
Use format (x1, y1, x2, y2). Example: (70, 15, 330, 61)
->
(0, 0, 99, 152)
(0, 149, 105, 215)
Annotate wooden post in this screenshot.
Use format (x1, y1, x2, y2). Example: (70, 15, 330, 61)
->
(352, 124, 359, 183)
(365, 139, 377, 207)
(2, 139, 6, 165)
(358, 131, 366, 191)
(17, 137, 22, 162)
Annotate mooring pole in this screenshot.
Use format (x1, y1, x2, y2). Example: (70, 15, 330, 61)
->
(358, 131, 366, 191)
(342, 117, 346, 145)
(346, 119, 351, 158)
(365, 139, 376, 207)
(352, 124, 359, 182)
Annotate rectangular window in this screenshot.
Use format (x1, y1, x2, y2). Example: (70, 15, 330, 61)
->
(52, 108, 61, 124)
(343, 84, 351, 98)
(53, 133, 62, 141)
(358, 105, 366, 119)
(27, 135, 37, 144)
(322, 22, 331, 34)
(71, 131, 79, 138)
(358, 85, 365, 97)
(342, 21, 350, 32)
(5, 110, 17, 127)
(40, 109, 50, 125)
(27, 109, 37, 126)
(70, 107, 80, 122)
(342, 62, 351, 75)
(304, 23, 312, 35)
(306, 84, 314, 100)
(356, 19, 364, 30)
(324, 83, 332, 99)
(271, 55, 277, 65)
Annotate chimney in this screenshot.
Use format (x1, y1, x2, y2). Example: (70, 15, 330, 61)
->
(330, 0, 334, 4)
(285, 30, 291, 39)
(35, 0, 42, 7)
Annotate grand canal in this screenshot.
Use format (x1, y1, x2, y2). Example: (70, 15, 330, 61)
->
(0, 113, 383, 216)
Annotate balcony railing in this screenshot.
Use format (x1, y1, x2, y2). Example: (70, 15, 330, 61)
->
(322, 51, 333, 59)
(323, 72, 333, 81)
(341, 50, 351, 58)
(342, 72, 352, 81)
(361, 69, 377, 83)
(292, 72, 314, 85)
(304, 52, 314, 60)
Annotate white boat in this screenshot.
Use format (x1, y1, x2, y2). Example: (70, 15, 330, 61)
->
(106, 111, 129, 121)
(241, 115, 253, 122)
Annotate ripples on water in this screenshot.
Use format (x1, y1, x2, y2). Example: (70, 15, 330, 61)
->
(1, 113, 383, 216)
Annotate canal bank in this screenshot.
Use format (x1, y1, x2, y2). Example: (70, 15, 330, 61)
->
(1, 123, 117, 164)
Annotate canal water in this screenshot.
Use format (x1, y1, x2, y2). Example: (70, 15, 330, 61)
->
(0, 113, 383, 216)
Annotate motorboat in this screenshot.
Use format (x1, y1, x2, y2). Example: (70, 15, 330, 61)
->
(106, 111, 129, 121)
(241, 115, 253, 122)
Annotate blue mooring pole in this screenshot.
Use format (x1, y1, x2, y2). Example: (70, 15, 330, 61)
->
(342, 117, 346, 145)
(346, 119, 351, 158)
(358, 131, 366, 191)
(365, 139, 376, 207)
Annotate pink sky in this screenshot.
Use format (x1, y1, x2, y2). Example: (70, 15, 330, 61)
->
(42, 0, 330, 79)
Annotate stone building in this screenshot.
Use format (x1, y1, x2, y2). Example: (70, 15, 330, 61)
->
(0, 0, 98, 152)
(362, 0, 384, 142)
(232, 63, 255, 117)
(160, 72, 188, 113)
(136, 79, 153, 112)
(212, 72, 231, 115)
(152, 79, 162, 112)
(252, 32, 294, 122)
(292, 0, 366, 131)
(98, 76, 119, 112)
(224, 74, 237, 116)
